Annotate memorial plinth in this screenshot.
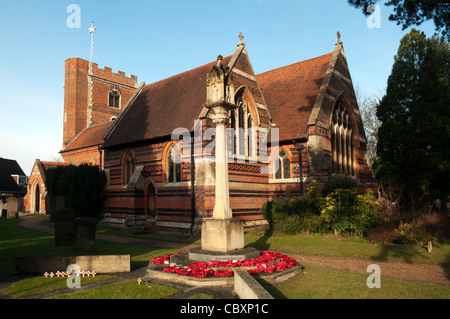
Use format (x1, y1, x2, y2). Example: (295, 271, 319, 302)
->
(201, 218, 244, 252)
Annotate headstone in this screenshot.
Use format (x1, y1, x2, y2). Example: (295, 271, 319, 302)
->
(50, 196, 66, 222)
(73, 216, 98, 253)
(1, 199, 7, 218)
(6, 197, 18, 219)
(54, 208, 75, 246)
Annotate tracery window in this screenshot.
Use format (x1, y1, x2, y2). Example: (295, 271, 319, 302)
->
(275, 148, 291, 180)
(123, 151, 135, 185)
(230, 91, 255, 158)
(331, 98, 355, 176)
(167, 144, 181, 183)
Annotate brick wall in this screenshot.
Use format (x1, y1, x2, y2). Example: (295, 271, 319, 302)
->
(63, 58, 137, 147)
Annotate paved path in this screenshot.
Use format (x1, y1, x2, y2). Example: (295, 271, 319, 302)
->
(1, 214, 449, 299)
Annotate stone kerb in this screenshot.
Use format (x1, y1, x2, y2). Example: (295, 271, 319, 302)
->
(15, 255, 131, 274)
(234, 270, 274, 299)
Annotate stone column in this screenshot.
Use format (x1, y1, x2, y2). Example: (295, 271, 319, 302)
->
(211, 111, 232, 220)
(201, 106, 244, 252)
(199, 54, 245, 253)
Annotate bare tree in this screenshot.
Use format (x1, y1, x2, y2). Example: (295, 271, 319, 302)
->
(355, 85, 384, 168)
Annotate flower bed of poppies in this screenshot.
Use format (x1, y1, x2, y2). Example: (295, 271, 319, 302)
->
(152, 250, 297, 279)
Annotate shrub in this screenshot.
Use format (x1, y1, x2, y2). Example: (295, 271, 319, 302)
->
(366, 226, 401, 244)
(46, 164, 106, 219)
(397, 222, 437, 245)
(273, 214, 304, 235)
(320, 188, 381, 236)
(262, 185, 323, 235)
(321, 176, 358, 196)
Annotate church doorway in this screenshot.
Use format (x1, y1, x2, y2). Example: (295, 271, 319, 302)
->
(31, 181, 40, 214)
(145, 180, 157, 217)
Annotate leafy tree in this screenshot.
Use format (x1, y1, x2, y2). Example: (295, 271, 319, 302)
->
(374, 29, 450, 211)
(347, 0, 450, 39)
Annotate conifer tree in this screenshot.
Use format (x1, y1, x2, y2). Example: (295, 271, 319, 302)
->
(374, 29, 450, 211)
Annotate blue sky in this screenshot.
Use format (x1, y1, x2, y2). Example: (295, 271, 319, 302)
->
(0, 0, 436, 175)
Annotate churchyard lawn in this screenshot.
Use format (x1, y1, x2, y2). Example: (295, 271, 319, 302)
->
(1, 217, 449, 299)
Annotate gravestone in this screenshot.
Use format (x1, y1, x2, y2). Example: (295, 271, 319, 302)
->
(1, 199, 7, 218)
(54, 208, 75, 246)
(73, 216, 98, 253)
(50, 196, 66, 222)
(6, 197, 18, 219)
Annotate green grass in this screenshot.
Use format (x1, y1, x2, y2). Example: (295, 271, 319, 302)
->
(2, 216, 449, 299)
(96, 224, 201, 245)
(245, 232, 450, 265)
(0, 218, 180, 281)
(48, 280, 181, 299)
(2, 275, 116, 298)
(269, 266, 450, 299)
(188, 293, 214, 299)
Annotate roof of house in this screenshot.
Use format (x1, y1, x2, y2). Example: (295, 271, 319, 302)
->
(102, 56, 233, 149)
(61, 122, 113, 153)
(256, 52, 333, 141)
(0, 158, 26, 193)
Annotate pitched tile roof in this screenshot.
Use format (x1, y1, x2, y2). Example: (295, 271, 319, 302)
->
(102, 56, 232, 148)
(102, 50, 334, 148)
(61, 122, 112, 152)
(0, 158, 25, 193)
(40, 161, 69, 171)
(0, 158, 25, 176)
(256, 52, 333, 141)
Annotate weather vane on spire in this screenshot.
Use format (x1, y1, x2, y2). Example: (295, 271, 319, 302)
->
(89, 21, 96, 63)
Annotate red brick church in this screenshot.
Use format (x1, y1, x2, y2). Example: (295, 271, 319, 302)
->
(25, 33, 374, 234)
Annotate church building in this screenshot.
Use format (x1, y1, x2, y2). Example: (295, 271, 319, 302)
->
(24, 33, 374, 235)
(99, 34, 374, 234)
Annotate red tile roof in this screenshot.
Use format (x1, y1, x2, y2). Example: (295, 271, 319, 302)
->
(256, 52, 333, 141)
(103, 56, 232, 148)
(102, 50, 333, 148)
(61, 122, 112, 152)
(40, 161, 69, 171)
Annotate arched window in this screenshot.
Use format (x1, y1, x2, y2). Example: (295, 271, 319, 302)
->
(167, 144, 181, 183)
(275, 148, 290, 179)
(123, 151, 135, 185)
(331, 98, 355, 176)
(109, 89, 120, 109)
(248, 114, 253, 157)
(230, 91, 255, 158)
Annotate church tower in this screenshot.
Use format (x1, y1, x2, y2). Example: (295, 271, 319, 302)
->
(62, 57, 138, 147)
